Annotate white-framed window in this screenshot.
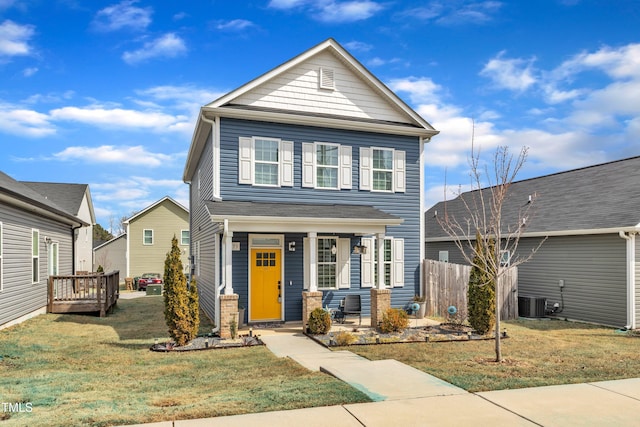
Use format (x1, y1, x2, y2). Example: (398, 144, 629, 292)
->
(439, 251, 449, 263)
(181, 230, 190, 246)
(317, 237, 337, 289)
(143, 229, 154, 245)
(32, 229, 39, 283)
(48, 242, 59, 276)
(195, 241, 200, 276)
(238, 137, 293, 187)
(374, 238, 393, 287)
(372, 148, 394, 192)
(359, 147, 406, 193)
(0, 222, 3, 291)
(500, 250, 511, 267)
(303, 237, 351, 290)
(254, 137, 280, 186)
(360, 236, 404, 288)
(316, 143, 339, 189)
(302, 142, 352, 190)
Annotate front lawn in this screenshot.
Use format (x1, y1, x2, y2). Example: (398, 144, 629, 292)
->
(0, 296, 369, 427)
(350, 319, 640, 392)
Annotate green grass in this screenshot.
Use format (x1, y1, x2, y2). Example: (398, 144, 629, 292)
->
(350, 319, 640, 392)
(0, 295, 369, 427)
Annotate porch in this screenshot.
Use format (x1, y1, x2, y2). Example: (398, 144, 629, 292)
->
(47, 271, 120, 317)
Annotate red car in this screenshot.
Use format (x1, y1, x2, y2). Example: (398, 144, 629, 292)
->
(137, 273, 163, 291)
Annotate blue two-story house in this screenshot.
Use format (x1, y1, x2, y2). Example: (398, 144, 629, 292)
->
(183, 39, 438, 334)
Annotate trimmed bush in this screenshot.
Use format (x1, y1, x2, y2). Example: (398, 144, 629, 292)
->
(164, 236, 199, 346)
(307, 308, 331, 334)
(334, 331, 358, 346)
(379, 308, 409, 333)
(467, 233, 496, 335)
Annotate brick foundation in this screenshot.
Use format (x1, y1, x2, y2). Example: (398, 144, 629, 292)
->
(302, 291, 323, 330)
(219, 294, 239, 339)
(370, 288, 392, 329)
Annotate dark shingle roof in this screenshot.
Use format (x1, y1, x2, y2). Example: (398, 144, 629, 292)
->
(205, 200, 401, 221)
(20, 181, 88, 217)
(426, 156, 640, 238)
(0, 171, 85, 225)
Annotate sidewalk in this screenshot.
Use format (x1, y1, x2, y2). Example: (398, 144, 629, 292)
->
(121, 321, 640, 426)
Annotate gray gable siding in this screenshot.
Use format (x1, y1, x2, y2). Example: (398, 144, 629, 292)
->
(220, 118, 421, 307)
(190, 131, 218, 323)
(1, 202, 73, 327)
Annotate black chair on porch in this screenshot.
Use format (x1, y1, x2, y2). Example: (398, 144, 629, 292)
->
(339, 294, 362, 325)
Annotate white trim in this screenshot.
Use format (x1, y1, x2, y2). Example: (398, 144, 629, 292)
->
(248, 234, 284, 322)
(124, 196, 188, 224)
(48, 242, 59, 276)
(419, 138, 426, 298)
(319, 66, 335, 90)
(218, 216, 398, 235)
(281, 140, 294, 187)
(126, 222, 130, 278)
(359, 147, 372, 191)
(340, 145, 352, 189)
(338, 237, 351, 289)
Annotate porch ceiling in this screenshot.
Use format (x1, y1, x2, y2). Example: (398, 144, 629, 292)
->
(205, 200, 402, 235)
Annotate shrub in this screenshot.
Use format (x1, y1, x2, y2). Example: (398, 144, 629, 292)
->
(307, 308, 331, 334)
(379, 308, 409, 333)
(467, 232, 496, 335)
(334, 331, 358, 346)
(164, 236, 199, 346)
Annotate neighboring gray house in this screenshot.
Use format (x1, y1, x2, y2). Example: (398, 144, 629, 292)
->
(21, 182, 95, 272)
(93, 233, 127, 278)
(183, 39, 438, 331)
(0, 171, 87, 329)
(425, 156, 640, 329)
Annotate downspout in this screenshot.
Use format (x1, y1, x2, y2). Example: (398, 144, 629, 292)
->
(212, 218, 230, 334)
(618, 231, 636, 330)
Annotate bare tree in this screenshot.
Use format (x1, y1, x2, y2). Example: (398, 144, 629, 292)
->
(438, 144, 545, 362)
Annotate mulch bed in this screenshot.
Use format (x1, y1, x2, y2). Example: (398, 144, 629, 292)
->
(308, 323, 500, 347)
(150, 334, 263, 352)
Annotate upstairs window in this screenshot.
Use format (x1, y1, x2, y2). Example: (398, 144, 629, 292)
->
(302, 142, 352, 190)
(372, 148, 393, 191)
(359, 147, 406, 193)
(143, 229, 154, 245)
(238, 137, 293, 187)
(254, 138, 279, 186)
(181, 230, 190, 246)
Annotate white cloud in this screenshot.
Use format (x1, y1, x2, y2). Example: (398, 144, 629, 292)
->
(22, 67, 38, 77)
(343, 40, 373, 52)
(0, 104, 55, 137)
(53, 145, 173, 167)
(268, 0, 384, 23)
(122, 33, 187, 64)
(215, 19, 255, 31)
(49, 105, 189, 131)
(92, 0, 152, 32)
(0, 20, 35, 56)
(388, 76, 443, 104)
(399, 1, 503, 26)
(480, 51, 537, 92)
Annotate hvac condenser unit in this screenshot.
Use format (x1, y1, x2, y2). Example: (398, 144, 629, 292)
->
(518, 296, 546, 318)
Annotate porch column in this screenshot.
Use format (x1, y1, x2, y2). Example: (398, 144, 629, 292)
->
(377, 233, 386, 289)
(308, 232, 317, 292)
(223, 230, 234, 295)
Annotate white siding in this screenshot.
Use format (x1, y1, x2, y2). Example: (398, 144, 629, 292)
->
(233, 51, 409, 124)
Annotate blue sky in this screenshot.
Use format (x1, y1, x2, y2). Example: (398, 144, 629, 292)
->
(1, 1, 639, 231)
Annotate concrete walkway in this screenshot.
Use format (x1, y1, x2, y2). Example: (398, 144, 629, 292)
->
(121, 326, 640, 427)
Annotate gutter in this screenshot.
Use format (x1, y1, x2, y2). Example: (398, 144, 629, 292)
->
(618, 231, 636, 330)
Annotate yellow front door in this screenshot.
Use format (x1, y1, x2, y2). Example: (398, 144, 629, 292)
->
(250, 249, 282, 321)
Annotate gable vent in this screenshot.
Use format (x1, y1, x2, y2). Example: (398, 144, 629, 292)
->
(319, 67, 335, 90)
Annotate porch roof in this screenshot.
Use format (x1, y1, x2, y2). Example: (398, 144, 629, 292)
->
(205, 200, 402, 235)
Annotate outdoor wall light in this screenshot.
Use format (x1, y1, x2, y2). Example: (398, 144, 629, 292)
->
(352, 245, 367, 254)
(288, 241, 296, 251)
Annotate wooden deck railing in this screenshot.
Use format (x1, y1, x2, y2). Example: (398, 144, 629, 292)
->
(47, 271, 120, 317)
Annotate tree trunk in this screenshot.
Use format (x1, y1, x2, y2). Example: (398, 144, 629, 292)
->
(494, 271, 503, 362)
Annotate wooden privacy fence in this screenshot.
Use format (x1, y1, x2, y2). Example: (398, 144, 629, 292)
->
(423, 259, 518, 320)
(48, 271, 120, 317)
